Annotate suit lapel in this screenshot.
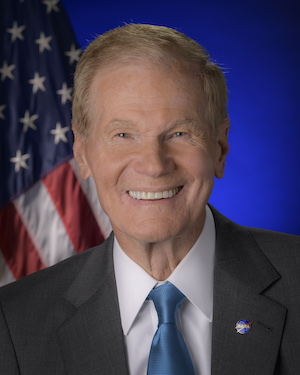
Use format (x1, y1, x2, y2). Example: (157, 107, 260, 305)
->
(210, 207, 286, 375)
(57, 234, 129, 375)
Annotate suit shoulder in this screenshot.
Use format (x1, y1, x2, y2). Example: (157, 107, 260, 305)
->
(247, 228, 300, 282)
(211, 204, 299, 252)
(247, 226, 300, 257)
(0, 238, 111, 302)
(0, 249, 86, 303)
(210, 204, 300, 272)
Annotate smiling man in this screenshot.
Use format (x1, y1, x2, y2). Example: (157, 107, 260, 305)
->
(0, 24, 299, 375)
(74, 60, 228, 282)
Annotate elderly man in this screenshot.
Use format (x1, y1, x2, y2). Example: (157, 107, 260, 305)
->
(0, 24, 299, 375)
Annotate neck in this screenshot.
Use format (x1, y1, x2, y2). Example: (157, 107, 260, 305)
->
(113, 220, 205, 281)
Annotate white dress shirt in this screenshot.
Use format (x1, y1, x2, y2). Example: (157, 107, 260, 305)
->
(113, 205, 216, 375)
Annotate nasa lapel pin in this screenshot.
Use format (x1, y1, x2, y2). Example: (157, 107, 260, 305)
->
(235, 319, 253, 334)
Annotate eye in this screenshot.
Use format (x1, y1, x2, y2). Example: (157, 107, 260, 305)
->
(117, 133, 129, 138)
(173, 131, 187, 137)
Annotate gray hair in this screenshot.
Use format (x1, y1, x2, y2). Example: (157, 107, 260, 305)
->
(72, 24, 228, 138)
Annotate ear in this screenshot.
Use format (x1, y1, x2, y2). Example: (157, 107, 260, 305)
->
(214, 118, 230, 179)
(72, 126, 92, 180)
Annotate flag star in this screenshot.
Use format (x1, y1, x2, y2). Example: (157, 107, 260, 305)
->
(42, 0, 60, 14)
(0, 104, 6, 120)
(56, 82, 72, 104)
(28, 72, 46, 94)
(10, 150, 30, 172)
(50, 122, 70, 144)
(65, 44, 81, 65)
(19, 110, 39, 132)
(6, 21, 26, 43)
(35, 32, 52, 53)
(0, 61, 16, 81)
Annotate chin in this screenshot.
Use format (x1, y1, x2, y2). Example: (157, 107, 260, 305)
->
(122, 221, 189, 245)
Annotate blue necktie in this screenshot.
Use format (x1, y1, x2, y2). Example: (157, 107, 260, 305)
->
(147, 283, 195, 375)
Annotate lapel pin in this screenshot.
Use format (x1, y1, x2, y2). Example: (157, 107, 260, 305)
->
(235, 319, 253, 334)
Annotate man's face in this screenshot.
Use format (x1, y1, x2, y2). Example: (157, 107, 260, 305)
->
(74, 63, 229, 247)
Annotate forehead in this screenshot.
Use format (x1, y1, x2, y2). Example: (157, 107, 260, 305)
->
(89, 62, 206, 119)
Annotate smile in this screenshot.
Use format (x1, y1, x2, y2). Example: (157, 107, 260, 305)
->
(128, 187, 182, 200)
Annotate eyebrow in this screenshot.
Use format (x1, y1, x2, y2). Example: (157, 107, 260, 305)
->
(166, 119, 204, 136)
(169, 119, 200, 130)
(103, 119, 136, 135)
(103, 118, 202, 136)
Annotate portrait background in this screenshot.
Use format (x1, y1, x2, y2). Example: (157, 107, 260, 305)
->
(63, 0, 300, 235)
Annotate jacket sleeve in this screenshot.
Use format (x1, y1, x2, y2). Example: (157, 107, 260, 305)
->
(0, 301, 20, 374)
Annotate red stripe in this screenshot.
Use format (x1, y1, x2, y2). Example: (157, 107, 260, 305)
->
(0, 202, 45, 280)
(42, 161, 105, 253)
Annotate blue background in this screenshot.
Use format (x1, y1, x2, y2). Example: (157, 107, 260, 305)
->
(62, 0, 300, 235)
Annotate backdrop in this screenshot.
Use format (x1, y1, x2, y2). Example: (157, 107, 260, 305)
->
(62, 0, 300, 235)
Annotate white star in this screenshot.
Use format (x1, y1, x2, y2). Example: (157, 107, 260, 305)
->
(6, 21, 26, 43)
(0, 104, 6, 120)
(56, 82, 72, 104)
(28, 72, 46, 94)
(10, 150, 30, 172)
(65, 44, 81, 65)
(0, 61, 16, 81)
(19, 110, 39, 132)
(42, 0, 60, 14)
(50, 122, 70, 144)
(35, 32, 52, 53)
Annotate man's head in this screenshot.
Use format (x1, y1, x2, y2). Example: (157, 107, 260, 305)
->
(72, 24, 230, 250)
(72, 23, 228, 140)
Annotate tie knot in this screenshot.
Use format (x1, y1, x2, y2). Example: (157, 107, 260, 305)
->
(147, 283, 185, 325)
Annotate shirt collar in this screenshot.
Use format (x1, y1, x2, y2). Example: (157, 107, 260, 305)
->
(113, 205, 216, 335)
(168, 205, 215, 321)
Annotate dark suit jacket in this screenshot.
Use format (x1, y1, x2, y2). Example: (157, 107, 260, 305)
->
(0, 206, 299, 374)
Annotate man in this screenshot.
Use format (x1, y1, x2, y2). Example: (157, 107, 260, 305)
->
(0, 24, 299, 374)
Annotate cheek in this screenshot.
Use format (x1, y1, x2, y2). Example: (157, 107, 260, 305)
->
(87, 148, 128, 203)
(186, 150, 216, 182)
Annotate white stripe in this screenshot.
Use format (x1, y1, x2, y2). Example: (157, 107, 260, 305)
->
(14, 180, 76, 267)
(69, 158, 112, 238)
(0, 249, 15, 287)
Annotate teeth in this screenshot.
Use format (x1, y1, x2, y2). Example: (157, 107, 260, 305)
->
(155, 192, 163, 199)
(128, 187, 181, 200)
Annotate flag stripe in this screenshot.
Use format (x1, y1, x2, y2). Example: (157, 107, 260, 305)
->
(14, 179, 76, 267)
(0, 202, 45, 280)
(0, 250, 15, 287)
(42, 161, 105, 253)
(0, 1, 107, 286)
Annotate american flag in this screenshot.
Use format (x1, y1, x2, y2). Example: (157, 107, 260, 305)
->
(0, 0, 111, 286)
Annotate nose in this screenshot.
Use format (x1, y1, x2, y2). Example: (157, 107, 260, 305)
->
(133, 138, 175, 177)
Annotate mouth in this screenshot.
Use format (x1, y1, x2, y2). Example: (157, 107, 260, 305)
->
(127, 186, 183, 200)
